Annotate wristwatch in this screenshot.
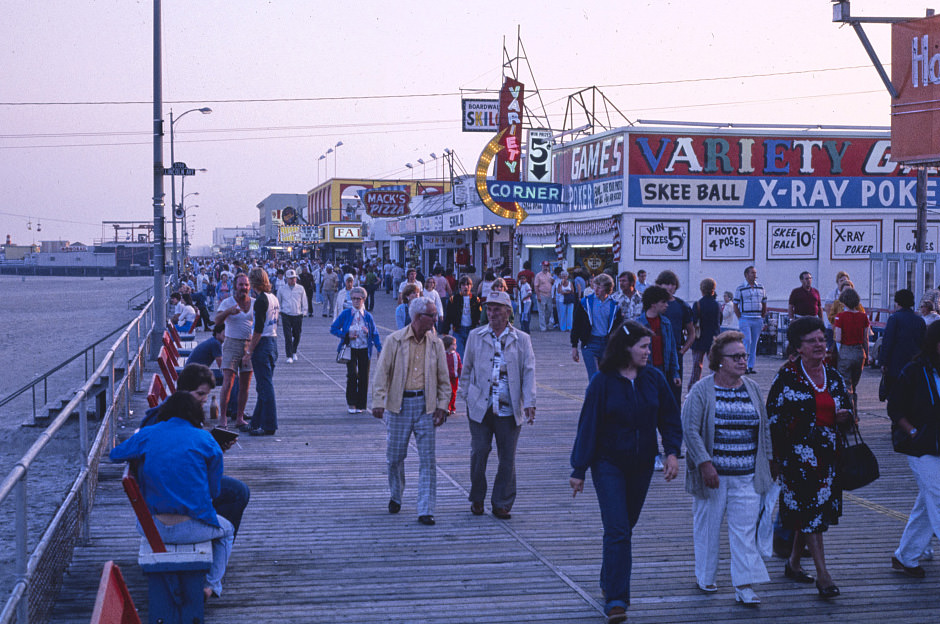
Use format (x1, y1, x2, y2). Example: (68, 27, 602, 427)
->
(910, 427, 918, 437)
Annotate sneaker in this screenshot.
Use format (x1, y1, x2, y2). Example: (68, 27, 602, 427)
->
(347, 407, 357, 414)
(734, 586, 760, 605)
(286, 356, 293, 364)
(922, 548, 935, 561)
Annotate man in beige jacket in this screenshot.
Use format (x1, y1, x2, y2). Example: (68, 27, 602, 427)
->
(457, 292, 536, 520)
(372, 296, 451, 526)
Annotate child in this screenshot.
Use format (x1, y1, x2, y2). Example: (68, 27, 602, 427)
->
(517, 275, 532, 333)
(442, 335, 461, 414)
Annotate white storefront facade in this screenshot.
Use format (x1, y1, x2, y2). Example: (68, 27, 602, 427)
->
(516, 124, 929, 307)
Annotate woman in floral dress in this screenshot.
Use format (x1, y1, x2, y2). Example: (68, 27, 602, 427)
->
(766, 316, 854, 599)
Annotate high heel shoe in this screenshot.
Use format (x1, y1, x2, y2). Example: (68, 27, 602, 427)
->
(816, 580, 840, 598)
(784, 560, 815, 584)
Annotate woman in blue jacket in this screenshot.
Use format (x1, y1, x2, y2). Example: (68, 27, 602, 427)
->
(570, 320, 682, 624)
(330, 287, 381, 413)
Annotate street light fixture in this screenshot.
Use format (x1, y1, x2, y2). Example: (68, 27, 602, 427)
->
(334, 141, 343, 177)
(169, 106, 211, 281)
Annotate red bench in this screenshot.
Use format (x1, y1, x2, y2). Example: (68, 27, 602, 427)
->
(121, 464, 211, 624)
(146, 375, 167, 409)
(89, 560, 141, 624)
(157, 347, 178, 395)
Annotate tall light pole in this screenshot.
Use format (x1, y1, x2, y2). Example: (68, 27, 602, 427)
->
(318, 154, 326, 185)
(333, 140, 343, 177)
(151, 0, 166, 360)
(169, 106, 211, 281)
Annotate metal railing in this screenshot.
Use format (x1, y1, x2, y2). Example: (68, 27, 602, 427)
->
(0, 298, 155, 624)
(0, 323, 134, 424)
(126, 284, 154, 310)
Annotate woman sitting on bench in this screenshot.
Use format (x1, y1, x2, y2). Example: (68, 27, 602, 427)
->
(110, 392, 235, 599)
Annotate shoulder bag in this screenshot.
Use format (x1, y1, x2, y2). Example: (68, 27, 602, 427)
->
(840, 426, 879, 490)
(336, 335, 351, 364)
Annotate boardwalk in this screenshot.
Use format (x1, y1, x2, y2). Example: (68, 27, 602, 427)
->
(50, 294, 940, 623)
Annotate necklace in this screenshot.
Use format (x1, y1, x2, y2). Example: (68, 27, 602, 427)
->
(800, 360, 826, 392)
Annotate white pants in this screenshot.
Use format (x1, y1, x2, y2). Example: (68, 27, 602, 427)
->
(692, 473, 770, 588)
(895, 454, 940, 567)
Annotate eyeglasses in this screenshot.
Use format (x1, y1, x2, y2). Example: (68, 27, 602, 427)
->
(722, 353, 748, 362)
(350, 296, 364, 300)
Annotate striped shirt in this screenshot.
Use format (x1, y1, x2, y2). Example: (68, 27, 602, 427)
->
(733, 281, 766, 317)
(711, 385, 759, 476)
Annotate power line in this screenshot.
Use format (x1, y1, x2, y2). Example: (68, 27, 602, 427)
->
(0, 64, 879, 107)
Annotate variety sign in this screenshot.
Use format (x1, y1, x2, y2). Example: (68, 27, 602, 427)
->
(635, 219, 689, 260)
(628, 134, 921, 209)
(358, 185, 411, 218)
(701, 221, 753, 261)
(767, 221, 818, 260)
(831, 220, 881, 259)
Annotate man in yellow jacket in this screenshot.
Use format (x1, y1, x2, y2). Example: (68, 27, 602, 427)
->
(372, 296, 451, 526)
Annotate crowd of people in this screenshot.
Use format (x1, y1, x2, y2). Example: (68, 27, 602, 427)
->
(107, 253, 940, 622)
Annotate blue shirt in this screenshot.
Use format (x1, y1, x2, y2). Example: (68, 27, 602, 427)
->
(591, 296, 612, 337)
(186, 336, 222, 368)
(110, 418, 223, 527)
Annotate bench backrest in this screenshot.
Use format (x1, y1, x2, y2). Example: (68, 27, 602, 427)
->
(146, 374, 166, 409)
(89, 560, 141, 624)
(157, 347, 177, 395)
(162, 331, 180, 362)
(121, 464, 166, 553)
(166, 322, 182, 347)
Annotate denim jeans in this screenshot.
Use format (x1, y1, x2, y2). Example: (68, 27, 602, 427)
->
(214, 476, 250, 537)
(739, 316, 763, 370)
(581, 337, 607, 381)
(591, 457, 655, 613)
(454, 325, 472, 359)
(249, 336, 278, 432)
(149, 515, 235, 597)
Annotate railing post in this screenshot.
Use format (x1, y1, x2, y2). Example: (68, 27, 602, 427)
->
(15, 476, 27, 624)
(79, 394, 90, 543)
(31, 385, 36, 425)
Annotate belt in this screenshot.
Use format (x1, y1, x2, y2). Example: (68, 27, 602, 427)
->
(402, 390, 424, 398)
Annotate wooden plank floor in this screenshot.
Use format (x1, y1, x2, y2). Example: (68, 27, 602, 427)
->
(49, 294, 940, 623)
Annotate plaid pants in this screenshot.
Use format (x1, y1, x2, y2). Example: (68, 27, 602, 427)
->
(385, 396, 436, 516)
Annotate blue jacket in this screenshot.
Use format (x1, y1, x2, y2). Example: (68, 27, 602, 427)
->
(570, 367, 682, 479)
(570, 294, 623, 348)
(330, 308, 382, 358)
(882, 308, 926, 378)
(637, 313, 680, 382)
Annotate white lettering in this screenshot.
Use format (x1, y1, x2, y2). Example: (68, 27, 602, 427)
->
(861, 180, 876, 206)
(738, 139, 755, 174)
(665, 137, 702, 172)
(863, 140, 896, 174)
(792, 140, 823, 174)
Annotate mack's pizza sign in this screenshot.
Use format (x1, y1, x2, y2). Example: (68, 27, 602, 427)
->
(359, 185, 411, 218)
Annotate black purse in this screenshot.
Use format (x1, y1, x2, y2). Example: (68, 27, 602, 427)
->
(840, 426, 879, 490)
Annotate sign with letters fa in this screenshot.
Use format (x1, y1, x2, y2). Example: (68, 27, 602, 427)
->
(767, 221, 818, 260)
(701, 221, 753, 261)
(831, 221, 881, 259)
(635, 219, 689, 260)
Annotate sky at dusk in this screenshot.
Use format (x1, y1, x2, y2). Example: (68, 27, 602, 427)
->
(0, 1, 931, 249)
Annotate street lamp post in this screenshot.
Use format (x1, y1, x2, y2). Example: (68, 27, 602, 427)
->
(318, 154, 326, 185)
(169, 106, 211, 282)
(333, 140, 343, 177)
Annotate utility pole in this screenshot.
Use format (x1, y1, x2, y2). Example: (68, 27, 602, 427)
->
(151, 0, 166, 358)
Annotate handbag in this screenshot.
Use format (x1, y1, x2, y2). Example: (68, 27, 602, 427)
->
(840, 426, 879, 490)
(562, 291, 575, 305)
(336, 337, 351, 364)
(878, 372, 889, 402)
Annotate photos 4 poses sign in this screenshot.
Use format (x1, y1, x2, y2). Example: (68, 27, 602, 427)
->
(701, 220, 754, 261)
